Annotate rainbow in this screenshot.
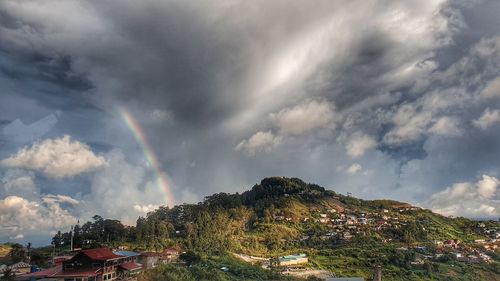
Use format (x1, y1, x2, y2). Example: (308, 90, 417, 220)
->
(119, 107, 176, 207)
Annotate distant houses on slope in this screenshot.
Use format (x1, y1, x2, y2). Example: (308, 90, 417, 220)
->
(13, 246, 181, 281)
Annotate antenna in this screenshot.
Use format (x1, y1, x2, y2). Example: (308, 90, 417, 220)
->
(70, 225, 74, 252)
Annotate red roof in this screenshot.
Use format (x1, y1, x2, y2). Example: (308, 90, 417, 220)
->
(15, 265, 61, 281)
(80, 248, 124, 261)
(162, 248, 180, 254)
(17, 265, 101, 279)
(119, 262, 143, 271)
(53, 268, 101, 277)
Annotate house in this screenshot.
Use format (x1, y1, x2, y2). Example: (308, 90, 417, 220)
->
(9, 262, 31, 275)
(276, 254, 308, 267)
(325, 277, 365, 281)
(118, 261, 143, 278)
(17, 247, 141, 281)
(160, 248, 180, 263)
(15, 265, 61, 281)
(139, 252, 161, 269)
(51, 255, 74, 266)
(56, 248, 125, 280)
(113, 250, 141, 262)
(433, 240, 444, 248)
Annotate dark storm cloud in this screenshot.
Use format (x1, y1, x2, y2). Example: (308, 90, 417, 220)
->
(1, 0, 500, 244)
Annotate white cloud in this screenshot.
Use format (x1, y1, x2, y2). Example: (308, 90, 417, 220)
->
(84, 150, 167, 225)
(480, 76, 500, 99)
(422, 175, 500, 218)
(428, 116, 462, 136)
(1, 135, 107, 179)
(150, 109, 173, 123)
(270, 100, 335, 135)
(133, 204, 159, 214)
(477, 175, 499, 199)
(1, 112, 59, 144)
(235, 131, 282, 156)
(0, 195, 77, 238)
(346, 163, 362, 175)
(0, 169, 38, 199)
(345, 132, 377, 158)
(383, 104, 433, 145)
(473, 108, 500, 129)
(42, 194, 80, 205)
(10, 234, 24, 240)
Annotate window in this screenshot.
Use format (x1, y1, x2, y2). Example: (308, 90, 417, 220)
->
(64, 264, 73, 269)
(104, 274, 108, 280)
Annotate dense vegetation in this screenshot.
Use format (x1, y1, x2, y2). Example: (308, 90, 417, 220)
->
(46, 177, 499, 280)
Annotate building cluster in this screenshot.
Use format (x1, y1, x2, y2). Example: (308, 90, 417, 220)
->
(274, 205, 420, 242)
(432, 237, 498, 264)
(11, 247, 180, 281)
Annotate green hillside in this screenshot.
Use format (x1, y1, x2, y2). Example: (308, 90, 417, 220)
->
(51, 177, 500, 281)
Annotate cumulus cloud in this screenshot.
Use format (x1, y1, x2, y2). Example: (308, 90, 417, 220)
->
(345, 132, 377, 158)
(134, 204, 160, 214)
(346, 163, 362, 175)
(0, 195, 77, 239)
(236, 100, 335, 155)
(473, 108, 500, 129)
(1, 135, 107, 178)
(428, 116, 462, 136)
(270, 100, 335, 135)
(383, 104, 433, 145)
(0, 169, 37, 199)
(480, 76, 500, 99)
(10, 234, 24, 240)
(42, 194, 80, 205)
(84, 150, 167, 225)
(235, 131, 282, 156)
(422, 175, 500, 218)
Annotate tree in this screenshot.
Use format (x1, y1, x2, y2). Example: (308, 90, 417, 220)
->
(179, 251, 201, 266)
(1, 268, 15, 281)
(10, 243, 26, 263)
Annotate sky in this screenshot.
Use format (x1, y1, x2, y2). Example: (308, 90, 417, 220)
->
(0, 0, 500, 245)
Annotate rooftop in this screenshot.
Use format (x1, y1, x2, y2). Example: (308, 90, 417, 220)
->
(113, 250, 141, 257)
(79, 247, 124, 261)
(119, 261, 143, 271)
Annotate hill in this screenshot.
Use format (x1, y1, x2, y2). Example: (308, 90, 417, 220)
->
(50, 177, 500, 281)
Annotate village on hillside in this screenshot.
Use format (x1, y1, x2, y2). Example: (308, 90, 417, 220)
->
(1, 201, 499, 281)
(0, 245, 180, 281)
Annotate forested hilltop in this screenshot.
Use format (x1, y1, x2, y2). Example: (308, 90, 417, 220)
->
(50, 177, 500, 281)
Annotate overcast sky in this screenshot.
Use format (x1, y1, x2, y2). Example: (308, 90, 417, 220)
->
(1, 0, 500, 245)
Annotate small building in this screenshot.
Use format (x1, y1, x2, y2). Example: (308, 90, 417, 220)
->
(15, 248, 142, 281)
(325, 277, 365, 281)
(9, 262, 31, 275)
(160, 248, 180, 263)
(51, 255, 74, 266)
(118, 261, 143, 278)
(113, 250, 141, 262)
(139, 252, 161, 269)
(276, 254, 308, 267)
